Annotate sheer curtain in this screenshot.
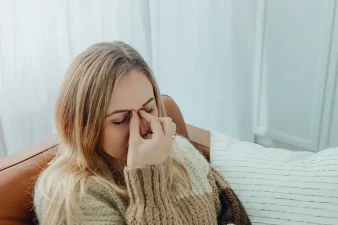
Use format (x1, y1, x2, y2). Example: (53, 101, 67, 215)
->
(0, 0, 254, 157)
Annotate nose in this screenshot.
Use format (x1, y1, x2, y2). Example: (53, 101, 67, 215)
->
(139, 119, 149, 138)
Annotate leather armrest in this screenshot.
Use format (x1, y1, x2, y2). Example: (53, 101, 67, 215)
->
(186, 124, 210, 162)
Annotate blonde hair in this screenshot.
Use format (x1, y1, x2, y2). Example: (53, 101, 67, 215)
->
(35, 42, 190, 225)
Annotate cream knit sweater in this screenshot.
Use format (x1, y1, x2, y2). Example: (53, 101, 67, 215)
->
(34, 135, 251, 225)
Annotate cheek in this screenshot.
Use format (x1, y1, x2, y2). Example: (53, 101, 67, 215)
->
(101, 125, 129, 160)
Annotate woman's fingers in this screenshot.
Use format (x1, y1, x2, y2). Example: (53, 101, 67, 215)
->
(159, 117, 176, 138)
(138, 110, 176, 140)
(129, 110, 141, 143)
(138, 110, 164, 138)
(127, 111, 176, 166)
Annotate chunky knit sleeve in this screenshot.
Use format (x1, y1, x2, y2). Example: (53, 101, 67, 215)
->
(208, 165, 251, 225)
(124, 164, 183, 225)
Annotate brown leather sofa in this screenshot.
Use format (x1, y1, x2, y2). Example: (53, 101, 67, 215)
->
(0, 95, 210, 225)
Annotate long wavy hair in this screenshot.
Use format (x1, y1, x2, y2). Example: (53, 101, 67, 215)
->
(34, 41, 190, 225)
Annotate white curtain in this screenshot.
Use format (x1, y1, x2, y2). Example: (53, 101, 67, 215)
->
(0, 0, 255, 157)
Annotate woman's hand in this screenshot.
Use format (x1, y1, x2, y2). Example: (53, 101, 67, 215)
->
(127, 110, 176, 166)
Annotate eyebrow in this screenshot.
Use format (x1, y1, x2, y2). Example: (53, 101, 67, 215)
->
(105, 97, 155, 118)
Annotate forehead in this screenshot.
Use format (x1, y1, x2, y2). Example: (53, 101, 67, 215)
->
(107, 71, 154, 111)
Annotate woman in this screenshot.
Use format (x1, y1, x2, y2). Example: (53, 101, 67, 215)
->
(34, 41, 251, 225)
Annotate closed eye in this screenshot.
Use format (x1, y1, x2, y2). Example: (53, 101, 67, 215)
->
(113, 118, 128, 125)
(146, 109, 154, 114)
(113, 109, 153, 125)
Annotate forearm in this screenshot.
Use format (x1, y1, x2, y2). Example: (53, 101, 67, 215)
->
(124, 164, 183, 225)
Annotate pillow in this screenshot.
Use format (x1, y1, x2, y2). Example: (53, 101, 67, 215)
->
(210, 131, 338, 225)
